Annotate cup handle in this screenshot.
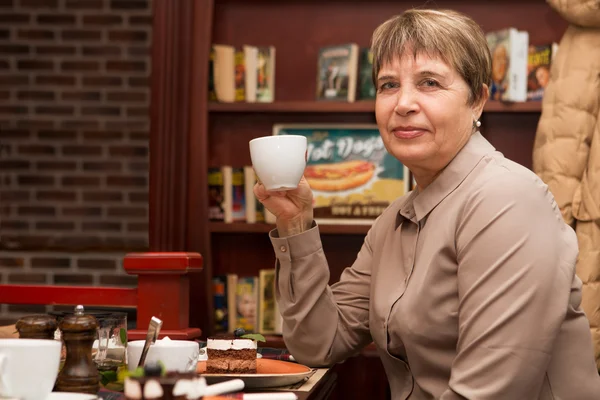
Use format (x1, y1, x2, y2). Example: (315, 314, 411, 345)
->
(0, 354, 8, 394)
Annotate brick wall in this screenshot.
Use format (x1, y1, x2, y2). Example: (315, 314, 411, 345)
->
(0, 0, 152, 324)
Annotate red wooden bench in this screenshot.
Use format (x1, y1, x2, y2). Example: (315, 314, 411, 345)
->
(0, 252, 203, 340)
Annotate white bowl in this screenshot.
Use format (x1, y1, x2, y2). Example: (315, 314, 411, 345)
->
(127, 340, 200, 372)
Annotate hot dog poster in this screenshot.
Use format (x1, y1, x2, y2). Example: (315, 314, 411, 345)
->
(273, 124, 410, 224)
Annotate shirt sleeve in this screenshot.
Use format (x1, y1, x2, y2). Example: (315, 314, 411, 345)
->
(440, 171, 579, 400)
(269, 221, 375, 367)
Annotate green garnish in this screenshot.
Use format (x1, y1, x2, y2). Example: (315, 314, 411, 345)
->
(119, 328, 128, 347)
(157, 360, 167, 376)
(241, 333, 266, 342)
(99, 370, 117, 386)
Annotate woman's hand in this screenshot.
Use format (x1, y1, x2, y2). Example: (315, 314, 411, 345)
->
(254, 176, 314, 237)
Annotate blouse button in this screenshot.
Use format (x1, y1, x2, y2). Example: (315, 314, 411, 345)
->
(280, 245, 287, 253)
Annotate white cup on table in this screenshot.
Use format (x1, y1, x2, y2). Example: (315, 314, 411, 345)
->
(249, 135, 307, 191)
(127, 339, 200, 372)
(0, 338, 61, 400)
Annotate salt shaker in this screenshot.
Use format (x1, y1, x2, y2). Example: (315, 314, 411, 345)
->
(55, 305, 100, 394)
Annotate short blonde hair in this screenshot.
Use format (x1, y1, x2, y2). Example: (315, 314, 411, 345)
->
(371, 9, 491, 105)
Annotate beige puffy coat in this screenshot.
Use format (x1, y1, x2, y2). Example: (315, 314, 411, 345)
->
(533, 0, 600, 369)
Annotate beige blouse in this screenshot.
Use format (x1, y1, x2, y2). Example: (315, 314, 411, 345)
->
(269, 132, 600, 399)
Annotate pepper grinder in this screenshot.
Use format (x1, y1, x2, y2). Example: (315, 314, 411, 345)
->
(55, 305, 100, 394)
(15, 314, 58, 340)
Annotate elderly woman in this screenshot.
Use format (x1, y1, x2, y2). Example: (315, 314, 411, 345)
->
(255, 9, 600, 400)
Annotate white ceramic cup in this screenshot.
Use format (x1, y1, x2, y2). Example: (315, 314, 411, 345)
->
(249, 135, 307, 191)
(0, 338, 61, 400)
(127, 340, 200, 372)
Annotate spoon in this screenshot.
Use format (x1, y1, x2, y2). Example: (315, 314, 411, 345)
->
(137, 316, 163, 368)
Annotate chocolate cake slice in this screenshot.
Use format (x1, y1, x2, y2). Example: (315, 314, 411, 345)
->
(206, 332, 257, 374)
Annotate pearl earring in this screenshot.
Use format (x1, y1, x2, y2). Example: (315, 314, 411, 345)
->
(473, 119, 481, 129)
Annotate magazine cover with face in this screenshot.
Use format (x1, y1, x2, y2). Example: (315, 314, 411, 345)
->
(486, 28, 528, 102)
(273, 124, 410, 225)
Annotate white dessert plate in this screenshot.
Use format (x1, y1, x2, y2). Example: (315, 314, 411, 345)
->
(197, 359, 314, 389)
(47, 393, 99, 400)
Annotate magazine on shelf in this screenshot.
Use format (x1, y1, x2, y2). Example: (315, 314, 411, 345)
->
(486, 28, 529, 102)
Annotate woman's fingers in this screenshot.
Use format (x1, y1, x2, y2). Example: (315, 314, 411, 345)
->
(254, 182, 269, 201)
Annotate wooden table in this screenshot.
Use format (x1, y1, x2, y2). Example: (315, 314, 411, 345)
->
(240, 368, 337, 400)
(300, 368, 337, 400)
(277, 368, 337, 400)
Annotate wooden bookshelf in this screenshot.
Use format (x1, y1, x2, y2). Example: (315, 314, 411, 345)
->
(208, 100, 543, 113)
(483, 100, 543, 113)
(209, 222, 371, 235)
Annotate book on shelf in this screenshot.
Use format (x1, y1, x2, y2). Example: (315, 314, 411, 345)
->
(208, 166, 246, 223)
(209, 44, 275, 103)
(212, 271, 283, 335)
(243, 45, 259, 102)
(527, 43, 558, 101)
(210, 44, 236, 103)
(212, 275, 230, 333)
(316, 43, 359, 102)
(258, 269, 283, 335)
(212, 274, 240, 334)
(256, 46, 276, 102)
(209, 165, 266, 224)
(234, 49, 245, 102)
(229, 167, 246, 222)
(358, 47, 376, 100)
(208, 167, 226, 222)
(225, 274, 239, 334)
(486, 28, 529, 102)
(243, 166, 265, 223)
(234, 276, 260, 333)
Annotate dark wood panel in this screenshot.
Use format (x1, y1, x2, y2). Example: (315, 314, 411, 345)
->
(149, 0, 215, 331)
(211, 233, 276, 277)
(212, 0, 566, 102)
(210, 233, 364, 284)
(150, 0, 192, 251)
(481, 113, 540, 169)
(321, 235, 366, 282)
(186, 0, 216, 333)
